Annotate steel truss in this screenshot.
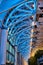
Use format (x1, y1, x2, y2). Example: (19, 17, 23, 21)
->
(2, 0, 37, 61)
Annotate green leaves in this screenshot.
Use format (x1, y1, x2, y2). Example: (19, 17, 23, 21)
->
(28, 50, 43, 65)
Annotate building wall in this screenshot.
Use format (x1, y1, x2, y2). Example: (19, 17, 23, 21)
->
(30, 0, 43, 57)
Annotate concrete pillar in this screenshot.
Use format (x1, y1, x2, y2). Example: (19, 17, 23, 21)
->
(0, 29, 8, 65)
(14, 45, 17, 65)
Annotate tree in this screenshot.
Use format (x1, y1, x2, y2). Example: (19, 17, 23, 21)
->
(34, 50, 43, 59)
(28, 57, 37, 65)
(28, 50, 43, 65)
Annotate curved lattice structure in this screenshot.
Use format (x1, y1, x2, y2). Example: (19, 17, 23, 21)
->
(3, 0, 36, 61)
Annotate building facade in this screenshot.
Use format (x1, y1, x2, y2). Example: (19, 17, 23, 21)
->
(30, 0, 43, 57)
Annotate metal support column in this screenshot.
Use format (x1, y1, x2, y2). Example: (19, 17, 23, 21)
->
(20, 53, 22, 65)
(17, 52, 22, 65)
(0, 21, 8, 65)
(0, 29, 8, 65)
(14, 45, 17, 65)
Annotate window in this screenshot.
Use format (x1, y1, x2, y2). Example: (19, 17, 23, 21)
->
(6, 52, 9, 61)
(32, 25, 37, 29)
(7, 42, 10, 51)
(6, 41, 14, 63)
(32, 31, 39, 35)
(6, 52, 14, 62)
(32, 44, 35, 48)
(39, 14, 43, 17)
(10, 45, 14, 55)
(32, 38, 37, 42)
(39, 7, 43, 10)
(11, 55, 14, 62)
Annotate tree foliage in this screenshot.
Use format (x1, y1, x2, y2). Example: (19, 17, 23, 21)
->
(28, 50, 43, 65)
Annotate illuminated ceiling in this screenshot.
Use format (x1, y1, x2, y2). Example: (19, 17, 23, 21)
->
(0, 0, 37, 61)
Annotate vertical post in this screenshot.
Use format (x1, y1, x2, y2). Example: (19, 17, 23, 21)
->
(0, 29, 8, 65)
(14, 45, 17, 65)
(17, 52, 22, 65)
(0, 28, 1, 64)
(20, 53, 22, 65)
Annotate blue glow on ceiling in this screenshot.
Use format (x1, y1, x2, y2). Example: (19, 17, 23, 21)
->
(0, 0, 25, 12)
(0, 0, 37, 61)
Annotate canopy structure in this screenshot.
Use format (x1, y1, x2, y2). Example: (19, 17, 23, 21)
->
(0, 0, 37, 61)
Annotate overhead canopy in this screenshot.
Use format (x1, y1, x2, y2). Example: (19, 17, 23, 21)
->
(0, 0, 37, 61)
